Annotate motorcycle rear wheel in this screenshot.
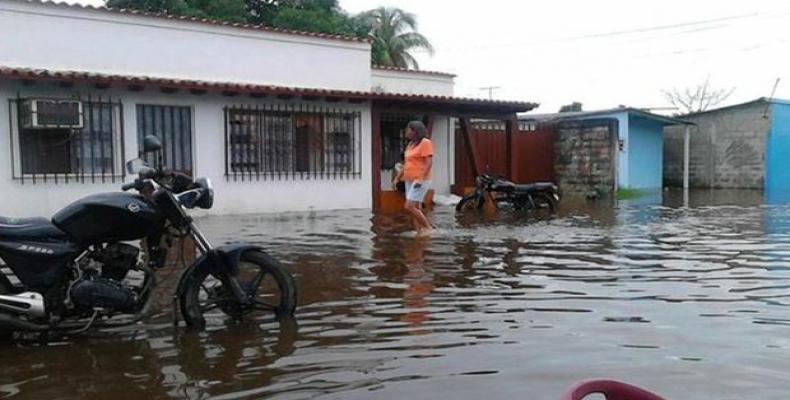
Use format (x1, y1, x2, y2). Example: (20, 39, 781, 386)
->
(180, 250, 297, 329)
(535, 193, 558, 213)
(456, 194, 485, 212)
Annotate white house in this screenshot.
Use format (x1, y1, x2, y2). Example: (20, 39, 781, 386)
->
(0, 0, 535, 217)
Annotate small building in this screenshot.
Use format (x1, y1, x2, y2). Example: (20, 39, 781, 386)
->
(520, 108, 688, 192)
(0, 0, 536, 217)
(663, 98, 790, 199)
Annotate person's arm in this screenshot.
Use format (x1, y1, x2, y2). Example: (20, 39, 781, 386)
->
(392, 169, 404, 185)
(422, 156, 433, 182)
(416, 139, 434, 184)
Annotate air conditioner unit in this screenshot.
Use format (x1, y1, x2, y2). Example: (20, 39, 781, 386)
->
(22, 99, 83, 129)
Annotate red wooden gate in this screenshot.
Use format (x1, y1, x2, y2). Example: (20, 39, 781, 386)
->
(454, 124, 554, 194)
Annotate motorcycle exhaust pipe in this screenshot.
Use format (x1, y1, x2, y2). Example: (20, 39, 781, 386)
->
(0, 292, 46, 318)
(0, 313, 48, 332)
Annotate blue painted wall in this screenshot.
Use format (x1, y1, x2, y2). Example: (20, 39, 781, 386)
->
(766, 101, 790, 199)
(627, 115, 664, 189)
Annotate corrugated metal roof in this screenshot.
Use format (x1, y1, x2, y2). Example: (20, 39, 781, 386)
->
(0, 66, 537, 113)
(4, 0, 371, 44)
(521, 107, 691, 125)
(679, 97, 790, 117)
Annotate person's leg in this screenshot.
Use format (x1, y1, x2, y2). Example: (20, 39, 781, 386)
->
(404, 200, 422, 231)
(410, 202, 432, 234)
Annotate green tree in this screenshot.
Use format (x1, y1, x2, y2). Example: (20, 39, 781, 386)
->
(107, 0, 247, 22)
(270, 0, 357, 35)
(104, 1, 435, 68)
(106, 0, 191, 14)
(358, 7, 434, 68)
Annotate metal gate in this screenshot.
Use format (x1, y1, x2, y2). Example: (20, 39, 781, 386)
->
(454, 122, 555, 194)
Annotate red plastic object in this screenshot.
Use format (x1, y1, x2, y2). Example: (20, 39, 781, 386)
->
(559, 379, 666, 400)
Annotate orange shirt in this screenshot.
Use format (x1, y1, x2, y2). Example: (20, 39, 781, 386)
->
(403, 138, 434, 181)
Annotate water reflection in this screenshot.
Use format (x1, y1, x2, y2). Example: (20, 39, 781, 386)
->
(4, 190, 790, 399)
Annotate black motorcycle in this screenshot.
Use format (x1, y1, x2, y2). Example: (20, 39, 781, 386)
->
(0, 136, 296, 339)
(456, 173, 560, 212)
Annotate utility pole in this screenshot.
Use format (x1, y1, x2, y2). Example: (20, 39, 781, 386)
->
(479, 86, 501, 100)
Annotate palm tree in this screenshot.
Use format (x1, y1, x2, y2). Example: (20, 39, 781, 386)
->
(358, 7, 434, 69)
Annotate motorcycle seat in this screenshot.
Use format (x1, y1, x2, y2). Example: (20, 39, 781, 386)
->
(512, 182, 556, 192)
(0, 216, 68, 240)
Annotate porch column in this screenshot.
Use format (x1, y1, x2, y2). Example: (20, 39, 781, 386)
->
(460, 117, 482, 177)
(505, 114, 519, 181)
(683, 124, 690, 190)
(372, 107, 382, 211)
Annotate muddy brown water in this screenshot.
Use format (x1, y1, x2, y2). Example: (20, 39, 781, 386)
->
(4, 189, 790, 399)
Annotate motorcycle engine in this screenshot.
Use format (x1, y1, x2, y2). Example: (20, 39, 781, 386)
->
(70, 278, 138, 312)
(70, 243, 141, 313)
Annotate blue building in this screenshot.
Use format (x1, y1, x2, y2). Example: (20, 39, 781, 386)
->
(663, 98, 790, 201)
(522, 107, 688, 191)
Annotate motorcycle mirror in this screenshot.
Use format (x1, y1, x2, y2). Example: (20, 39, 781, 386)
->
(143, 135, 163, 153)
(125, 158, 147, 174)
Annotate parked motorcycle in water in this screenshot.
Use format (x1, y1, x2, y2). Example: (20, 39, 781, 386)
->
(456, 173, 560, 212)
(0, 136, 296, 339)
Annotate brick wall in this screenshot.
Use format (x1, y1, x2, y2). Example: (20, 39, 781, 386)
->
(664, 101, 770, 189)
(553, 119, 618, 196)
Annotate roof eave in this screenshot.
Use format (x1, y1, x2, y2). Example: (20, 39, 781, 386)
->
(0, 66, 537, 114)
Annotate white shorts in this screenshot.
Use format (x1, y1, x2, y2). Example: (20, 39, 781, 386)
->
(405, 180, 431, 202)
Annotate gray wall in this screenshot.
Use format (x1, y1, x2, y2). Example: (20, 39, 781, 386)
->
(554, 119, 618, 196)
(664, 101, 770, 189)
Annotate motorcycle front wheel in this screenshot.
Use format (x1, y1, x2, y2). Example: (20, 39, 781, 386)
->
(456, 193, 485, 211)
(180, 250, 297, 329)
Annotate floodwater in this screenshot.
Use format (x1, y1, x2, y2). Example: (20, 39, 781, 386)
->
(4, 189, 790, 399)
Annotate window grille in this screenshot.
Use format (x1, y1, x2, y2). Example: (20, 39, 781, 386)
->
(8, 94, 125, 184)
(223, 103, 362, 181)
(136, 105, 193, 175)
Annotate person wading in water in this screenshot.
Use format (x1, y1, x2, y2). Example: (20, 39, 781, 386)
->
(401, 120, 434, 237)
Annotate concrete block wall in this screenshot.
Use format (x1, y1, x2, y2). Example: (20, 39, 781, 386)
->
(554, 119, 617, 196)
(664, 101, 770, 189)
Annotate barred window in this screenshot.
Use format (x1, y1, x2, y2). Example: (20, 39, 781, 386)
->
(224, 104, 361, 180)
(9, 96, 124, 184)
(136, 105, 193, 175)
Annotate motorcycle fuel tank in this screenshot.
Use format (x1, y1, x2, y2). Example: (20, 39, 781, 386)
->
(52, 193, 165, 245)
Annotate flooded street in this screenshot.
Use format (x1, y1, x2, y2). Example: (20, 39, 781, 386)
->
(4, 190, 790, 399)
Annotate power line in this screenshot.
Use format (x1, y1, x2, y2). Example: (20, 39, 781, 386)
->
(414, 8, 790, 53)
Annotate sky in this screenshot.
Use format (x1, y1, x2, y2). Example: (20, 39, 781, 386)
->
(77, 0, 790, 114)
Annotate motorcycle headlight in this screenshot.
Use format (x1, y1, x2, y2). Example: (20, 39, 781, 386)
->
(196, 177, 214, 209)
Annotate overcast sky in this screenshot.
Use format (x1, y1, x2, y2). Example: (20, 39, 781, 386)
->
(78, 0, 790, 114)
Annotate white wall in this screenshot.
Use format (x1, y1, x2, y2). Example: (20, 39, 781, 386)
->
(430, 116, 452, 194)
(371, 70, 454, 96)
(0, 0, 372, 91)
(0, 82, 372, 217)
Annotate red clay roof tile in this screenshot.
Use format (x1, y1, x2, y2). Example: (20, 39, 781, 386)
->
(0, 66, 537, 112)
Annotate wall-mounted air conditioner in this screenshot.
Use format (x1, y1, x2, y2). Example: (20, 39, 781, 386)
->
(22, 99, 84, 129)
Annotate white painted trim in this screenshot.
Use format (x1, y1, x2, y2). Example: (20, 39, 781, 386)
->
(0, 3, 370, 52)
(371, 70, 455, 85)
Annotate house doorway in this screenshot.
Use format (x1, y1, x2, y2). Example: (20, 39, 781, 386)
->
(377, 112, 430, 212)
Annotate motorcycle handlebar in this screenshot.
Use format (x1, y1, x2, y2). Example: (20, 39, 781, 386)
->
(121, 181, 137, 191)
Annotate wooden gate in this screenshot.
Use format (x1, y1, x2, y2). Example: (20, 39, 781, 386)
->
(454, 123, 554, 194)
